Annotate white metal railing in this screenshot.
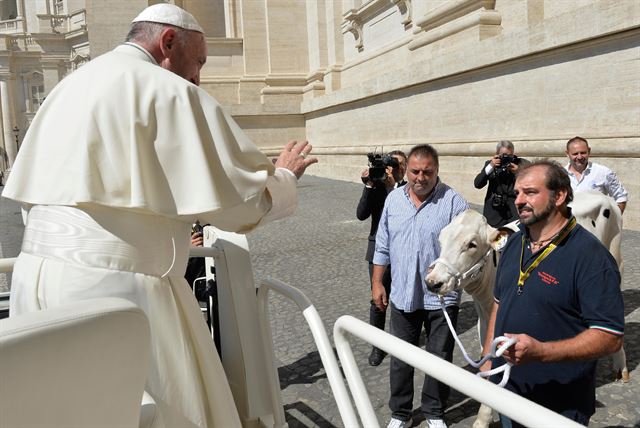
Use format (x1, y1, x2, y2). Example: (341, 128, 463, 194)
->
(257, 277, 359, 427)
(333, 315, 583, 428)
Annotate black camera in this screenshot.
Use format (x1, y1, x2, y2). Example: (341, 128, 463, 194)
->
(499, 154, 518, 169)
(363, 153, 399, 184)
(491, 193, 508, 208)
(192, 222, 204, 234)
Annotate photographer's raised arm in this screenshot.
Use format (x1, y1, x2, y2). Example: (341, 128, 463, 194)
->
(474, 159, 495, 189)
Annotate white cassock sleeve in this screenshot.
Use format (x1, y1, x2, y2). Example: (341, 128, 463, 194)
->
(258, 168, 298, 226)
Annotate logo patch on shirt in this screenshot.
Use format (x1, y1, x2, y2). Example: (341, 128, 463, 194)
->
(537, 271, 559, 286)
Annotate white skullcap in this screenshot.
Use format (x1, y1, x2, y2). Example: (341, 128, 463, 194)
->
(132, 3, 203, 33)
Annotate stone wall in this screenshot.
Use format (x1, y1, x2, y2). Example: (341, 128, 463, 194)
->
(239, 0, 639, 229)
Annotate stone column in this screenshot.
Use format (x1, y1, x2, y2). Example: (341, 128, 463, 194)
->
(0, 77, 17, 170)
(16, 0, 26, 32)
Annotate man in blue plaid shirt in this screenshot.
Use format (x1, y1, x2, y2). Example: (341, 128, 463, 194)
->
(372, 144, 468, 428)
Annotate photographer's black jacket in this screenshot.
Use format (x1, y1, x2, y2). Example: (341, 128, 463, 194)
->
(474, 159, 525, 228)
(356, 181, 405, 261)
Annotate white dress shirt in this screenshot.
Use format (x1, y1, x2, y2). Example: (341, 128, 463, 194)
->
(565, 161, 628, 203)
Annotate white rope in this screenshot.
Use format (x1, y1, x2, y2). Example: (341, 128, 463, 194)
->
(440, 298, 516, 388)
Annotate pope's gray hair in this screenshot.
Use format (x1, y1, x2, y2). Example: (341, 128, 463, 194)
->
(125, 21, 188, 46)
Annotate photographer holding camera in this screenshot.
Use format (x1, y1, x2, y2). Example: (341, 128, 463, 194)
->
(474, 140, 528, 228)
(357, 150, 406, 366)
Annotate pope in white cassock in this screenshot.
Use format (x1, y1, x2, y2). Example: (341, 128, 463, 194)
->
(1, 4, 317, 428)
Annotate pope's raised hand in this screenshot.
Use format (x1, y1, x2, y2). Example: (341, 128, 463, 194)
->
(275, 140, 318, 179)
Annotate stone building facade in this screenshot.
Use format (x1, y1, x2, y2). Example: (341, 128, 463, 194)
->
(1, 0, 638, 228)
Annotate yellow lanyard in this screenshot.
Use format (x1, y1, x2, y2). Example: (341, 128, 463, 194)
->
(517, 217, 577, 295)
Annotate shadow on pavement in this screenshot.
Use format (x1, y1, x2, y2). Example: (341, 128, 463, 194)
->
(455, 300, 480, 336)
(278, 350, 328, 389)
(284, 401, 337, 428)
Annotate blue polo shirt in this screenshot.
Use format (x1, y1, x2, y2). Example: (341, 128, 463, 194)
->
(492, 220, 624, 419)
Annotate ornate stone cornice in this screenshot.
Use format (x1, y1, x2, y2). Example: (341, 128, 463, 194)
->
(413, 0, 495, 33)
(391, 0, 413, 29)
(69, 50, 90, 70)
(341, 9, 363, 52)
(342, 0, 413, 52)
(408, 0, 500, 50)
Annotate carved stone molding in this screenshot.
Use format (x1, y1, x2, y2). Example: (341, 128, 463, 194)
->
(413, 0, 496, 34)
(69, 51, 90, 70)
(342, 0, 402, 52)
(391, 0, 412, 29)
(342, 10, 364, 52)
(408, 0, 501, 50)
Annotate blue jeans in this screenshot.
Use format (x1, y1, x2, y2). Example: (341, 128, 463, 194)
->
(388, 302, 458, 421)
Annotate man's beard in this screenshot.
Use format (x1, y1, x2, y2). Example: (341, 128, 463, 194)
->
(518, 197, 556, 226)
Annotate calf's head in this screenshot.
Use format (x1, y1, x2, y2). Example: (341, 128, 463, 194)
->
(426, 210, 505, 296)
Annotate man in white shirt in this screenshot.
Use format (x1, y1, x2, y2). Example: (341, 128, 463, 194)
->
(564, 136, 627, 213)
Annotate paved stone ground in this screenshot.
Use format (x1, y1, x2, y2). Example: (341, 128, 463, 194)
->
(1, 176, 639, 427)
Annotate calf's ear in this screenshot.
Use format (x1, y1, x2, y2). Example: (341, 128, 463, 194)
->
(487, 226, 500, 248)
(488, 227, 512, 251)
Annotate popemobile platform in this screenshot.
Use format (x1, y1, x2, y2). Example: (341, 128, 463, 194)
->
(1, 176, 638, 428)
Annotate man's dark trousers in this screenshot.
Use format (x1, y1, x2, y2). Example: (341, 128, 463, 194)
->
(389, 302, 458, 420)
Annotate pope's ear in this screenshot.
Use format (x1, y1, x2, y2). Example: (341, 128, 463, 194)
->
(159, 27, 178, 56)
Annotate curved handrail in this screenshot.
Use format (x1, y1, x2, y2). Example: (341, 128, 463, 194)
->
(258, 277, 359, 428)
(333, 315, 582, 428)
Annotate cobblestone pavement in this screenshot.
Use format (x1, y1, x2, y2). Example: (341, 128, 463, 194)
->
(1, 176, 639, 427)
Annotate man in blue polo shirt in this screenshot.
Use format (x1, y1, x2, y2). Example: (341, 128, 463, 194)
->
(372, 144, 468, 428)
(482, 160, 624, 426)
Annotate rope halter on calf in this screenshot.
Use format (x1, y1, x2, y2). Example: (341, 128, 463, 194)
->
(429, 250, 516, 388)
(428, 249, 492, 290)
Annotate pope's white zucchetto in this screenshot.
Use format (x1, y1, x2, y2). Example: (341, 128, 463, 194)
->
(132, 3, 203, 33)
